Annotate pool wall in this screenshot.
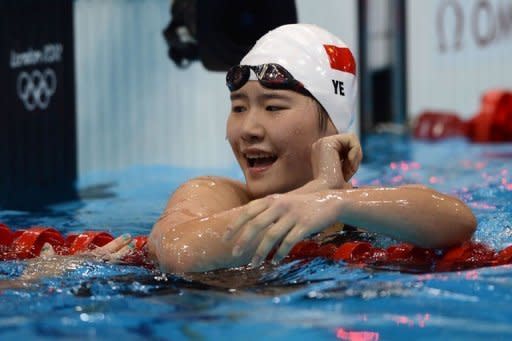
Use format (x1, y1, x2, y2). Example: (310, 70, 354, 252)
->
(406, 0, 512, 120)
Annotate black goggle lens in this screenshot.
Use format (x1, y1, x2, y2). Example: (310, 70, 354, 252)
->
(226, 65, 250, 91)
(226, 64, 309, 97)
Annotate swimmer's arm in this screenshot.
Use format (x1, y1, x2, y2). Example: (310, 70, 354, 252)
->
(289, 178, 352, 194)
(228, 185, 476, 264)
(328, 185, 476, 248)
(149, 176, 259, 273)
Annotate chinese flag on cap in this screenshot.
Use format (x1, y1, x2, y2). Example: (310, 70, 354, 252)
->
(323, 45, 356, 75)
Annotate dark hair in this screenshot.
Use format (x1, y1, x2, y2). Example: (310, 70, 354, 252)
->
(314, 100, 330, 132)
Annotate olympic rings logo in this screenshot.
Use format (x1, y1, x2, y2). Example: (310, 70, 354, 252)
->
(16, 68, 57, 111)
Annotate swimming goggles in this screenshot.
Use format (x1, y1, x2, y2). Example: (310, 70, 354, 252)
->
(226, 63, 312, 97)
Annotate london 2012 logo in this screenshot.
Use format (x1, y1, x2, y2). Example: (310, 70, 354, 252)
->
(16, 68, 57, 111)
(10, 43, 63, 111)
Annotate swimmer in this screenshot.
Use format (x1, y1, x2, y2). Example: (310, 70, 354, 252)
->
(147, 24, 477, 273)
(0, 24, 477, 286)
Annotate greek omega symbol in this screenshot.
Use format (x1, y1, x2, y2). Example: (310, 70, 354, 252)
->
(16, 68, 57, 111)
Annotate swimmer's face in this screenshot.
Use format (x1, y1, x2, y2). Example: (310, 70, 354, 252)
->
(227, 81, 336, 198)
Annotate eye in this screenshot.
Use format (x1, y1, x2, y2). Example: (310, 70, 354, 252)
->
(232, 105, 246, 113)
(266, 105, 284, 112)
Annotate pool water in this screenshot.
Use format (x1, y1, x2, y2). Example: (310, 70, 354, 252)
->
(1, 134, 512, 340)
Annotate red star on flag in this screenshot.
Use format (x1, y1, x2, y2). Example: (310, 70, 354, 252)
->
(323, 45, 356, 75)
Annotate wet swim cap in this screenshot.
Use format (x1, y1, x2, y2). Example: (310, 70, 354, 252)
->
(240, 24, 357, 132)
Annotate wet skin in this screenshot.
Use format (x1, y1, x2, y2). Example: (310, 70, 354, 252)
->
(226, 81, 337, 198)
(5, 81, 476, 279)
(147, 81, 477, 273)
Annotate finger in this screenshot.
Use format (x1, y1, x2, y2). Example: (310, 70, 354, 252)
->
(223, 199, 269, 241)
(326, 134, 358, 182)
(338, 134, 359, 155)
(344, 147, 362, 181)
(273, 224, 311, 262)
(100, 241, 135, 263)
(347, 144, 362, 168)
(342, 160, 353, 182)
(342, 158, 356, 181)
(250, 217, 296, 267)
(336, 133, 356, 148)
(40, 242, 56, 257)
(91, 233, 131, 257)
(232, 205, 283, 256)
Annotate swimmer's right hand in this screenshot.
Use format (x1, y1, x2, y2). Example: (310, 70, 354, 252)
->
(16, 234, 135, 283)
(39, 233, 136, 263)
(87, 233, 135, 262)
(311, 133, 362, 189)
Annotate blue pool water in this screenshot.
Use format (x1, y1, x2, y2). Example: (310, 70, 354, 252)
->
(1, 134, 512, 340)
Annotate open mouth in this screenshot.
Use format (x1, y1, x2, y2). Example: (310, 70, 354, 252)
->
(244, 153, 278, 168)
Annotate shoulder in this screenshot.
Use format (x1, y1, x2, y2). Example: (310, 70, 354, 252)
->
(169, 175, 250, 212)
(190, 175, 247, 190)
(178, 176, 248, 197)
(152, 175, 248, 238)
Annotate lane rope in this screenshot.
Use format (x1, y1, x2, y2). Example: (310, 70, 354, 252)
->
(2, 223, 511, 272)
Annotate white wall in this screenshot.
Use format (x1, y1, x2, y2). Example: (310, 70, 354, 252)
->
(407, 0, 512, 120)
(367, 0, 392, 70)
(295, 0, 358, 58)
(75, 0, 231, 175)
(75, 0, 358, 175)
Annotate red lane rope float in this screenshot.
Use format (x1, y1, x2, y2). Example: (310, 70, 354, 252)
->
(11, 227, 66, 260)
(1, 224, 512, 272)
(413, 89, 512, 142)
(66, 231, 114, 254)
(287, 239, 512, 272)
(0, 225, 150, 267)
(413, 111, 468, 140)
(121, 236, 149, 266)
(467, 90, 512, 142)
(0, 224, 14, 246)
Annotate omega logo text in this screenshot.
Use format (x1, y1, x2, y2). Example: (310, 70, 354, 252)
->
(437, 0, 512, 52)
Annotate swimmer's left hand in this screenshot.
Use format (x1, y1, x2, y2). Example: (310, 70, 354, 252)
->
(224, 192, 343, 266)
(311, 133, 362, 189)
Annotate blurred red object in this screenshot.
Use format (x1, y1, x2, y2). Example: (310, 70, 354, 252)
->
(467, 90, 512, 142)
(413, 111, 467, 140)
(413, 89, 512, 142)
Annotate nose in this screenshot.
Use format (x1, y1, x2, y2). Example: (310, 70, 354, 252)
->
(241, 110, 265, 143)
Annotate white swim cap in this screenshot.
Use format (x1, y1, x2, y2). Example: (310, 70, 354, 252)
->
(240, 24, 357, 132)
